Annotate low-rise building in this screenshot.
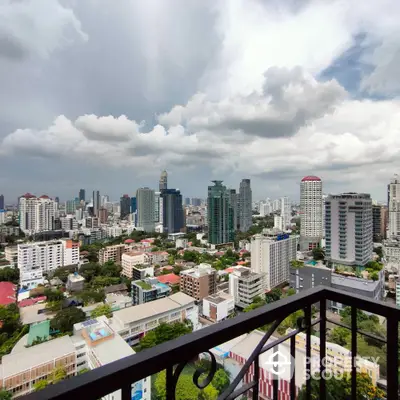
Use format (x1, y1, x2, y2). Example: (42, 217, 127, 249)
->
(132, 278, 171, 305)
(156, 273, 180, 286)
(109, 292, 198, 346)
(121, 252, 150, 278)
(202, 292, 235, 322)
(104, 283, 129, 296)
(229, 267, 266, 308)
(66, 273, 85, 292)
(180, 263, 217, 301)
(4, 246, 18, 267)
(105, 293, 132, 311)
(99, 244, 126, 265)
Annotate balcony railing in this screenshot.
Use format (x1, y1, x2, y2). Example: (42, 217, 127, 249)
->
(22, 286, 399, 400)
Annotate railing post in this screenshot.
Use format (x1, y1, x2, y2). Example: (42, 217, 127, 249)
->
(252, 356, 259, 400)
(290, 335, 296, 400)
(273, 344, 279, 400)
(319, 299, 326, 400)
(387, 314, 399, 400)
(305, 306, 312, 400)
(350, 306, 357, 400)
(166, 366, 174, 400)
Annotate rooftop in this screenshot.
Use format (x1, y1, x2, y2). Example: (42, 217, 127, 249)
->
(332, 273, 381, 291)
(0, 335, 75, 378)
(104, 283, 128, 294)
(301, 175, 321, 182)
(68, 273, 85, 283)
(112, 292, 195, 326)
(134, 280, 153, 290)
(204, 292, 233, 304)
(156, 273, 180, 286)
(0, 282, 16, 306)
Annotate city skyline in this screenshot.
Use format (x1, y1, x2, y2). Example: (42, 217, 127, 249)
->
(0, 1, 399, 201)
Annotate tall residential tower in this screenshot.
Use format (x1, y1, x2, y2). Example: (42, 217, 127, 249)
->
(388, 174, 400, 238)
(238, 179, 252, 232)
(300, 176, 323, 251)
(159, 170, 168, 191)
(136, 188, 155, 232)
(207, 181, 234, 244)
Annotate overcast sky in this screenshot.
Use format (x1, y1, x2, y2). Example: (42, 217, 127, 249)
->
(1, 0, 400, 203)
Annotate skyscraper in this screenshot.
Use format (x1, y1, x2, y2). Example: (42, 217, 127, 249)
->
(159, 170, 168, 191)
(238, 179, 252, 232)
(300, 176, 323, 251)
(228, 189, 238, 231)
(325, 193, 373, 267)
(136, 188, 155, 232)
(79, 189, 85, 203)
(92, 190, 100, 217)
(161, 189, 184, 233)
(0, 194, 4, 209)
(120, 194, 131, 219)
(388, 174, 400, 238)
(154, 192, 161, 223)
(207, 181, 234, 244)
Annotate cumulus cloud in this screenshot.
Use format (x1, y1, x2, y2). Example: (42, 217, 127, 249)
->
(0, 0, 87, 61)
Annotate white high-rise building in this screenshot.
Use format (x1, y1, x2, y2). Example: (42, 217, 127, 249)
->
(300, 176, 323, 251)
(239, 179, 252, 232)
(388, 174, 400, 238)
(136, 188, 155, 232)
(19, 194, 56, 234)
(18, 239, 80, 288)
(325, 193, 373, 267)
(251, 231, 297, 290)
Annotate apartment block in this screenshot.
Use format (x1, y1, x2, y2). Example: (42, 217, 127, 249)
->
(325, 193, 373, 267)
(99, 244, 126, 265)
(4, 246, 18, 267)
(251, 231, 297, 290)
(229, 267, 266, 308)
(18, 239, 80, 288)
(109, 292, 198, 346)
(179, 263, 217, 301)
(121, 252, 150, 278)
(372, 204, 388, 242)
(132, 278, 171, 305)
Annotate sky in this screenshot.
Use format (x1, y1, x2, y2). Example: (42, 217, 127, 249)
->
(1, 0, 400, 203)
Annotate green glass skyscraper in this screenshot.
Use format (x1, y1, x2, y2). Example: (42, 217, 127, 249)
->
(207, 181, 235, 244)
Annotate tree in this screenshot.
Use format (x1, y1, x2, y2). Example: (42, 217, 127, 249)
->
(0, 267, 19, 283)
(47, 300, 64, 312)
(329, 327, 350, 346)
(44, 288, 64, 302)
(79, 263, 101, 283)
(52, 367, 66, 384)
(0, 304, 21, 336)
(0, 390, 12, 400)
(312, 247, 325, 261)
(183, 251, 199, 263)
(265, 288, 282, 303)
(100, 262, 122, 277)
(298, 372, 384, 400)
(201, 385, 218, 400)
(33, 380, 49, 392)
(92, 276, 120, 288)
(76, 289, 105, 305)
(212, 369, 230, 393)
(51, 307, 86, 333)
(91, 304, 112, 318)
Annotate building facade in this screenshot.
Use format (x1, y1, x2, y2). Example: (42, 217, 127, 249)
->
(325, 193, 373, 267)
(120, 194, 131, 220)
(18, 239, 80, 288)
(372, 204, 388, 242)
(19, 194, 56, 234)
(179, 263, 217, 301)
(238, 179, 252, 232)
(79, 189, 85, 202)
(202, 293, 235, 322)
(136, 188, 155, 232)
(159, 170, 168, 191)
(300, 176, 323, 251)
(161, 189, 184, 233)
(207, 181, 235, 245)
(132, 278, 171, 305)
(251, 231, 297, 290)
(99, 244, 126, 265)
(388, 174, 400, 238)
(92, 190, 100, 217)
(229, 267, 266, 308)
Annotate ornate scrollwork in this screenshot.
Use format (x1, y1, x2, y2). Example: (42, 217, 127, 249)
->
(167, 350, 217, 399)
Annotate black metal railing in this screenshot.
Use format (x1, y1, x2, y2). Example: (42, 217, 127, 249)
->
(21, 286, 399, 400)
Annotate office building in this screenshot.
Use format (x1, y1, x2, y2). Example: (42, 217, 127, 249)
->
(19, 193, 56, 234)
(120, 194, 131, 220)
(372, 204, 388, 242)
(0, 194, 4, 209)
(66, 199, 78, 214)
(202, 292, 235, 322)
(99, 244, 126, 265)
(388, 174, 400, 238)
(238, 179, 252, 232)
(180, 263, 217, 301)
(229, 267, 266, 308)
(325, 193, 373, 267)
(251, 231, 297, 290)
(18, 239, 80, 288)
(131, 278, 171, 305)
(300, 176, 323, 251)
(159, 170, 168, 191)
(136, 188, 155, 232)
(228, 189, 238, 230)
(131, 197, 137, 213)
(161, 189, 184, 233)
(207, 181, 235, 245)
(98, 207, 108, 224)
(79, 189, 85, 203)
(184, 198, 191, 206)
(92, 190, 100, 217)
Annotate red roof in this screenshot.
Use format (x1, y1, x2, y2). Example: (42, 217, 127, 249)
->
(39, 195, 50, 199)
(125, 239, 134, 243)
(22, 193, 36, 199)
(18, 296, 47, 308)
(161, 266, 174, 270)
(156, 273, 180, 286)
(0, 282, 16, 306)
(301, 176, 321, 182)
(224, 267, 236, 273)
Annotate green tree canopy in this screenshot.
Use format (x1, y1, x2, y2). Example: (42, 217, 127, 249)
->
(76, 289, 106, 305)
(0, 267, 19, 284)
(33, 380, 49, 392)
(0, 389, 12, 400)
(50, 307, 86, 334)
(312, 247, 325, 261)
(91, 304, 112, 318)
(44, 288, 64, 302)
(0, 304, 21, 336)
